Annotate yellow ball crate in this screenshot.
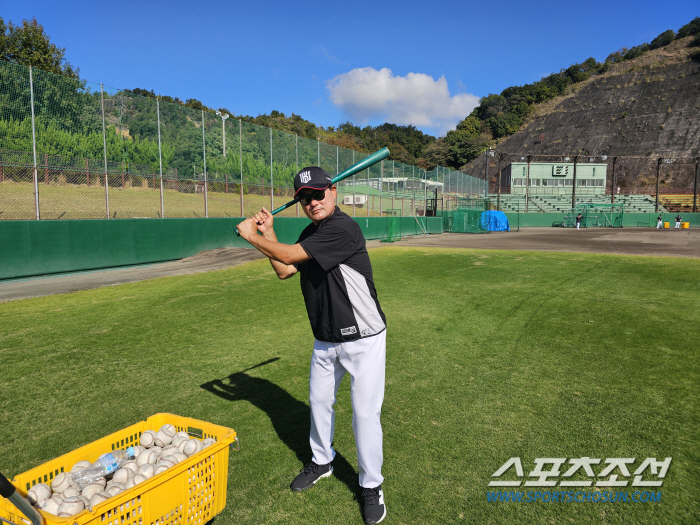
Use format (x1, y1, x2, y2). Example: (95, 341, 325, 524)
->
(0, 413, 238, 525)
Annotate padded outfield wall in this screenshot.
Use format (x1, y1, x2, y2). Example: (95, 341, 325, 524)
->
(0, 216, 442, 280)
(503, 212, 700, 228)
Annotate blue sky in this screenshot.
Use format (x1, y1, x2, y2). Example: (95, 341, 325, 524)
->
(2, 0, 697, 136)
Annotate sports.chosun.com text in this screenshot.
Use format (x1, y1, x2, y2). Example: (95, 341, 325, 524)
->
(487, 491, 661, 503)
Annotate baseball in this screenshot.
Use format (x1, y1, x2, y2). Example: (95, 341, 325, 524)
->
(51, 472, 73, 493)
(112, 468, 133, 484)
(57, 496, 85, 516)
(183, 439, 202, 456)
(173, 431, 189, 441)
(123, 460, 139, 476)
(40, 496, 62, 515)
(89, 492, 111, 511)
(138, 463, 155, 479)
(70, 460, 92, 473)
(177, 439, 189, 454)
(154, 430, 172, 447)
(160, 424, 176, 438)
(171, 435, 188, 449)
(160, 456, 178, 467)
(132, 474, 148, 485)
(154, 464, 169, 475)
(62, 487, 79, 498)
(161, 445, 179, 457)
(130, 445, 145, 458)
(78, 495, 90, 507)
(140, 430, 156, 448)
(124, 477, 135, 490)
(202, 437, 216, 448)
(136, 449, 159, 466)
(106, 484, 124, 497)
(172, 452, 188, 463)
(81, 482, 103, 500)
(27, 483, 52, 505)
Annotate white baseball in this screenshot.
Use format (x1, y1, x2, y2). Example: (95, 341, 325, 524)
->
(161, 445, 179, 457)
(41, 496, 62, 515)
(132, 474, 148, 485)
(202, 437, 216, 448)
(124, 477, 135, 490)
(81, 483, 103, 500)
(183, 439, 203, 456)
(123, 461, 139, 476)
(159, 424, 176, 438)
(154, 430, 172, 447)
(51, 472, 74, 493)
(79, 495, 90, 507)
(57, 496, 84, 516)
(172, 452, 188, 463)
(160, 456, 178, 467)
(62, 487, 79, 498)
(70, 460, 92, 473)
(151, 446, 163, 456)
(177, 439, 189, 454)
(107, 484, 123, 497)
(27, 483, 52, 505)
(89, 492, 111, 511)
(138, 464, 155, 479)
(154, 464, 169, 475)
(140, 430, 156, 448)
(136, 449, 159, 466)
(130, 445, 145, 458)
(173, 431, 189, 440)
(171, 436, 187, 449)
(112, 468, 133, 484)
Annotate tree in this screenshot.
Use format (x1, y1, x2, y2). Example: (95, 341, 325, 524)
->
(650, 30, 675, 50)
(0, 17, 78, 77)
(677, 17, 700, 39)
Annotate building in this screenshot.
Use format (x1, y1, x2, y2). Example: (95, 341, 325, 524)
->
(500, 162, 607, 195)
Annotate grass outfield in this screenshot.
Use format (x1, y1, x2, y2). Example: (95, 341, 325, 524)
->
(0, 247, 698, 524)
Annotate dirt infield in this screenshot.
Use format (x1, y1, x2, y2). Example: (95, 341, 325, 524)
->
(1, 227, 697, 302)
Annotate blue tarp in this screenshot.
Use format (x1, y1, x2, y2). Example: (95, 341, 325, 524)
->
(479, 210, 510, 231)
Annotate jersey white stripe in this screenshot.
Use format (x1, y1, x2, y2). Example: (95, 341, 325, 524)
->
(339, 264, 386, 337)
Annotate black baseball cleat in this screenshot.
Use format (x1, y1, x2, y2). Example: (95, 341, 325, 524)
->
(290, 461, 333, 492)
(361, 485, 387, 524)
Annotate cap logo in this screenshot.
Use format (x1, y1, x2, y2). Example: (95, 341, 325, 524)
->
(299, 171, 311, 183)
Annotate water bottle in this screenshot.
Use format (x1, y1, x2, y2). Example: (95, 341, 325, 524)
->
(71, 447, 136, 490)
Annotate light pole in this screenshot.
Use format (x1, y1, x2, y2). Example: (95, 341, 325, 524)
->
(216, 111, 230, 157)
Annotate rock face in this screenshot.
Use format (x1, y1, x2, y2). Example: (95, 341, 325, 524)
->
(465, 38, 700, 194)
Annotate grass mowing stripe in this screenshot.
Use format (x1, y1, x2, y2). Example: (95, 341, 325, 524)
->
(0, 248, 697, 524)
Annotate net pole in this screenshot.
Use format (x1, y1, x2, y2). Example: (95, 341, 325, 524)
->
(239, 119, 243, 217)
(694, 157, 699, 213)
(412, 165, 415, 216)
(100, 83, 110, 219)
(157, 98, 164, 218)
(367, 165, 370, 218)
(202, 110, 208, 218)
(336, 145, 339, 207)
(29, 66, 40, 220)
(380, 160, 383, 216)
(571, 156, 578, 209)
(611, 157, 617, 204)
(296, 134, 299, 217)
(655, 158, 661, 213)
(352, 150, 356, 217)
(270, 127, 273, 211)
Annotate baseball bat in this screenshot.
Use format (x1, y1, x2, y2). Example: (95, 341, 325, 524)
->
(235, 147, 390, 236)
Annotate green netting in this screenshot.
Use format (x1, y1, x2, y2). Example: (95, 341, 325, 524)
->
(0, 59, 487, 220)
(445, 197, 489, 233)
(563, 203, 625, 228)
(380, 209, 403, 242)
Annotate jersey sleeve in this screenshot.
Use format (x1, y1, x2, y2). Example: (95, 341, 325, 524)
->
(299, 220, 362, 272)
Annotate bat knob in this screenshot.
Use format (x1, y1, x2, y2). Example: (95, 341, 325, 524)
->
(235, 227, 241, 237)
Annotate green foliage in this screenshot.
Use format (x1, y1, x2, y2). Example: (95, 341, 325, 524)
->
(650, 29, 676, 50)
(677, 17, 700, 38)
(624, 43, 650, 61)
(0, 17, 78, 77)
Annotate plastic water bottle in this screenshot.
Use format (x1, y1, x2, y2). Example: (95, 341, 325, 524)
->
(71, 447, 136, 490)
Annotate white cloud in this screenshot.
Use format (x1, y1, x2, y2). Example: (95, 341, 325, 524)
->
(327, 67, 479, 136)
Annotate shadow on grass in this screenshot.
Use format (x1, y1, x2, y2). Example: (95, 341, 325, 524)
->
(200, 358, 359, 498)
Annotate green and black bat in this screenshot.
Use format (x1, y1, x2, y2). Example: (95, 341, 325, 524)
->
(235, 147, 390, 236)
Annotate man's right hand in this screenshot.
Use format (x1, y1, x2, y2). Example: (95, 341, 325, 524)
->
(253, 207, 274, 235)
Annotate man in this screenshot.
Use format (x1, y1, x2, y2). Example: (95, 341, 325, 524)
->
(657, 214, 664, 229)
(236, 166, 388, 525)
(675, 214, 683, 229)
(575, 213, 583, 230)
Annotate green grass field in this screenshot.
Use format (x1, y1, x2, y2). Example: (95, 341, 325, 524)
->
(0, 248, 698, 524)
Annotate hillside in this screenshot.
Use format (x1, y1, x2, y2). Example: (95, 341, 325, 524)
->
(463, 37, 700, 193)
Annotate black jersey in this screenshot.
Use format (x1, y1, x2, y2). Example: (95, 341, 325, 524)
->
(295, 207, 386, 343)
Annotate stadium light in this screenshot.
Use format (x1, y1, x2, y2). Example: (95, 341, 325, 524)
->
(564, 157, 570, 162)
(216, 111, 230, 157)
(601, 155, 608, 161)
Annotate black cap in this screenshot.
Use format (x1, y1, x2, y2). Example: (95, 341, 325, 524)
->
(294, 167, 332, 197)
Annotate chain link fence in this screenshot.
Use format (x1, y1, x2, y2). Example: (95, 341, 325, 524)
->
(0, 60, 484, 221)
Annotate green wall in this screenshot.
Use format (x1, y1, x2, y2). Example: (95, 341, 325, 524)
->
(503, 212, 700, 228)
(0, 216, 443, 280)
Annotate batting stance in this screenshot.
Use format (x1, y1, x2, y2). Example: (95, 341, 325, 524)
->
(236, 166, 387, 524)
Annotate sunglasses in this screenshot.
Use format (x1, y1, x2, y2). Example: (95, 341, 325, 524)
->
(298, 188, 327, 205)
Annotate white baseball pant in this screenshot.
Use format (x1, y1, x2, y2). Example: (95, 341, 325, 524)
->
(308, 330, 386, 488)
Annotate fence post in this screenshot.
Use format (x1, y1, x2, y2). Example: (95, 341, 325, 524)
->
(202, 110, 208, 218)
(571, 156, 578, 210)
(45, 153, 49, 184)
(497, 154, 502, 212)
(239, 119, 243, 217)
(367, 166, 370, 218)
(693, 157, 698, 213)
(29, 66, 40, 220)
(352, 150, 355, 217)
(296, 134, 299, 217)
(380, 160, 383, 216)
(336, 145, 339, 207)
(611, 157, 617, 204)
(655, 158, 662, 213)
(270, 127, 274, 210)
(157, 98, 164, 218)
